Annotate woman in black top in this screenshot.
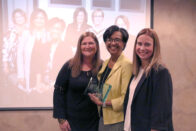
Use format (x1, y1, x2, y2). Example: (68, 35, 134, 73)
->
(64, 7, 92, 55)
(53, 32, 102, 131)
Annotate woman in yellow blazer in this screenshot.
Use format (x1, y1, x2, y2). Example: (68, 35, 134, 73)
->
(89, 25, 132, 131)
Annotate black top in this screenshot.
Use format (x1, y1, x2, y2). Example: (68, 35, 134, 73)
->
(64, 23, 92, 47)
(30, 40, 47, 88)
(99, 65, 111, 116)
(124, 65, 173, 131)
(53, 61, 99, 131)
(44, 41, 72, 82)
(99, 65, 111, 87)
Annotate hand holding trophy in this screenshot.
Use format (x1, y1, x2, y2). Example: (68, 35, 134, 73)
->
(85, 77, 112, 106)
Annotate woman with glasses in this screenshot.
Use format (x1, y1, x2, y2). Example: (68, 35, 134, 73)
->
(89, 25, 132, 131)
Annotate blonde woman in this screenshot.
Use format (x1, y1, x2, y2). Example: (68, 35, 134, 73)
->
(124, 28, 173, 131)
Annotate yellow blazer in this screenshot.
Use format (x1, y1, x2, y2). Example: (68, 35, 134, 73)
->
(97, 53, 132, 125)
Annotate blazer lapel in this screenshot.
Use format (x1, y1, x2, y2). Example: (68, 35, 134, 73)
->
(105, 54, 124, 80)
(132, 74, 146, 102)
(98, 54, 125, 81)
(106, 62, 120, 80)
(97, 59, 109, 80)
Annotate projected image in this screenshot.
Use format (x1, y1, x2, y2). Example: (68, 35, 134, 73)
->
(2, 9, 28, 91)
(0, 0, 151, 108)
(65, 7, 92, 54)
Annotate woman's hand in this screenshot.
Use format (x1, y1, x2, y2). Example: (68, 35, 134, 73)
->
(88, 93, 103, 106)
(59, 120, 71, 131)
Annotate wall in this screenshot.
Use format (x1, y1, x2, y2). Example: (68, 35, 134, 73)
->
(0, 0, 196, 130)
(0, 110, 58, 131)
(154, 0, 196, 130)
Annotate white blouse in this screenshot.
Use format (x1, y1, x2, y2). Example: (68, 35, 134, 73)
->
(124, 68, 144, 131)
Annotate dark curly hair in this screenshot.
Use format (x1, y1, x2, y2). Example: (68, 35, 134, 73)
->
(103, 25, 129, 50)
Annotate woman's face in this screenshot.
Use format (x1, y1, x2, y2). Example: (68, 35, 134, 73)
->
(93, 11, 103, 26)
(33, 12, 46, 28)
(14, 12, 26, 25)
(105, 31, 124, 57)
(49, 22, 63, 41)
(77, 11, 85, 24)
(116, 18, 127, 30)
(136, 34, 154, 63)
(81, 36, 97, 59)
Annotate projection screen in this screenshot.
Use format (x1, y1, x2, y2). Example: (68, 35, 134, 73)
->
(0, 0, 153, 109)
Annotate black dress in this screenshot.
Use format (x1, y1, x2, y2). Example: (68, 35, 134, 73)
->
(53, 61, 99, 131)
(30, 40, 47, 88)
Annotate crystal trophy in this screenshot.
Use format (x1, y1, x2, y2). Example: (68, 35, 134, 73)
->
(83, 77, 100, 96)
(101, 83, 112, 102)
(84, 77, 112, 102)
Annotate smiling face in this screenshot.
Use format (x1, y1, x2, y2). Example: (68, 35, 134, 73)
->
(93, 11, 103, 26)
(116, 18, 127, 30)
(136, 34, 154, 65)
(33, 12, 46, 29)
(49, 22, 64, 41)
(105, 31, 124, 57)
(77, 11, 85, 24)
(81, 36, 97, 59)
(14, 12, 26, 25)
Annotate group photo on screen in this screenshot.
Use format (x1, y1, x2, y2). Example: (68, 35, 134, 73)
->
(0, 0, 151, 108)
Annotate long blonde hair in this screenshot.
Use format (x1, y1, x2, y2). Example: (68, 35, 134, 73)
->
(132, 28, 162, 77)
(69, 32, 102, 77)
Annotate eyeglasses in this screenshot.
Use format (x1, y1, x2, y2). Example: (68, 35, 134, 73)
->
(106, 38, 122, 43)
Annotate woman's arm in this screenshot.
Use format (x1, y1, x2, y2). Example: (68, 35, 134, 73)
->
(53, 62, 70, 119)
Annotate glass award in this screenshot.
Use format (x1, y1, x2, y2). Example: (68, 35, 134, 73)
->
(84, 77, 112, 102)
(100, 83, 112, 102)
(83, 77, 100, 96)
